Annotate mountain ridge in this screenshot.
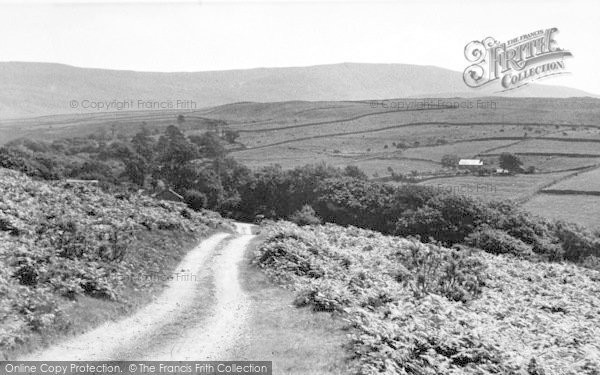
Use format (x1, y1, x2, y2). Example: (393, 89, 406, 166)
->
(0, 61, 595, 119)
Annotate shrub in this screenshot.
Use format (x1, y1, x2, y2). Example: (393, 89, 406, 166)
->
(184, 189, 208, 211)
(0, 216, 22, 236)
(465, 226, 533, 257)
(441, 154, 459, 168)
(396, 193, 494, 245)
(553, 221, 600, 261)
(15, 288, 65, 332)
(288, 205, 322, 226)
(581, 255, 600, 271)
(397, 240, 487, 302)
(294, 280, 351, 312)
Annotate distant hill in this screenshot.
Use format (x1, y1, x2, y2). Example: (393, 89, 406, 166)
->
(0, 62, 595, 119)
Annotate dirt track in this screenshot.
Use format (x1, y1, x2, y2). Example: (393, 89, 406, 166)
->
(22, 223, 255, 360)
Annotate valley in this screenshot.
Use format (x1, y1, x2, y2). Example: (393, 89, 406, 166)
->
(3, 96, 599, 229)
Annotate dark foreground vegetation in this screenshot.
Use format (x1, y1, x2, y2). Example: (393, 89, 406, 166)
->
(2, 125, 600, 268)
(254, 221, 600, 374)
(0, 168, 229, 357)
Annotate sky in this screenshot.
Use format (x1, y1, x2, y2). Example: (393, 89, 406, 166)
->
(0, 0, 598, 95)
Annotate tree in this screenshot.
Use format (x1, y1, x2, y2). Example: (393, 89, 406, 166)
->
(154, 125, 199, 189)
(441, 154, 459, 168)
(117, 128, 157, 187)
(499, 152, 522, 172)
(124, 156, 148, 186)
(110, 123, 117, 139)
(177, 114, 186, 125)
(189, 132, 226, 159)
(223, 130, 240, 144)
(156, 125, 198, 165)
(131, 127, 155, 161)
(99, 141, 135, 160)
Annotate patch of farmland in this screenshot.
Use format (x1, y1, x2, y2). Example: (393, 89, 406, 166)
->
(236, 119, 554, 150)
(483, 139, 600, 156)
(211, 101, 365, 128)
(413, 171, 575, 201)
(542, 127, 600, 140)
(517, 155, 600, 173)
(546, 167, 600, 191)
(402, 140, 518, 162)
(233, 146, 330, 170)
(523, 194, 600, 230)
(350, 158, 440, 177)
(235, 110, 442, 147)
(233, 145, 440, 176)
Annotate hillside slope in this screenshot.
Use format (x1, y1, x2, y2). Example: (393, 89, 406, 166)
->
(0, 168, 229, 356)
(0, 62, 594, 119)
(254, 221, 600, 375)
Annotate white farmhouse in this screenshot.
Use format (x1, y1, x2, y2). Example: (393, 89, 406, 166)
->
(458, 159, 483, 169)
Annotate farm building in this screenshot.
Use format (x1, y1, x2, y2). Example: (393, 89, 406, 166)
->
(458, 159, 483, 169)
(153, 189, 184, 202)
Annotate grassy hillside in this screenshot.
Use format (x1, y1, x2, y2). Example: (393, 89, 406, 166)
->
(253, 221, 600, 374)
(0, 168, 230, 357)
(547, 167, 600, 192)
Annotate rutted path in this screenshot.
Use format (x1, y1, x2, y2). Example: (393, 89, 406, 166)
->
(22, 223, 255, 360)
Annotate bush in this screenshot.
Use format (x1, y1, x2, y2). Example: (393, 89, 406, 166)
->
(288, 205, 322, 226)
(465, 226, 533, 257)
(396, 193, 494, 245)
(397, 240, 487, 302)
(184, 189, 208, 211)
(553, 221, 600, 261)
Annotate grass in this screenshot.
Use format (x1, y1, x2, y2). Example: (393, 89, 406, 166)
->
(402, 139, 518, 161)
(548, 167, 600, 191)
(515, 155, 600, 173)
(231, 234, 350, 374)
(487, 139, 600, 156)
(523, 194, 600, 230)
(412, 171, 575, 201)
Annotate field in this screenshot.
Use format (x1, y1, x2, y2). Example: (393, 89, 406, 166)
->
(512, 166, 600, 229)
(414, 171, 577, 202)
(483, 139, 600, 157)
(546, 167, 600, 192)
(524, 194, 600, 230)
(513, 155, 600, 173)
